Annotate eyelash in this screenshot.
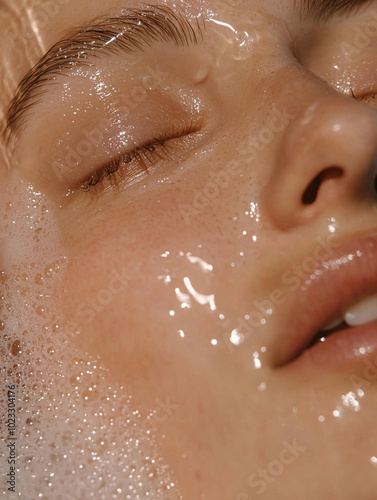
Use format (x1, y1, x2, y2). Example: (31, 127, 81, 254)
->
(76, 123, 195, 193)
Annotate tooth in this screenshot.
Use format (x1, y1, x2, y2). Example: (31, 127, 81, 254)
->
(343, 293, 377, 327)
(322, 316, 343, 332)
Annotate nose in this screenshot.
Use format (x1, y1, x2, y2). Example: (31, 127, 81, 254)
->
(264, 72, 377, 230)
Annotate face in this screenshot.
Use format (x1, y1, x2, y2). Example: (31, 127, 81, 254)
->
(2, 0, 377, 498)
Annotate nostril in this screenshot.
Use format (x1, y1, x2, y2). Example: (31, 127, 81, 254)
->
(302, 173, 322, 205)
(302, 167, 343, 205)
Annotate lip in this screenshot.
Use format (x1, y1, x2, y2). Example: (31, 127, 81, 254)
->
(295, 319, 377, 371)
(275, 231, 377, 373)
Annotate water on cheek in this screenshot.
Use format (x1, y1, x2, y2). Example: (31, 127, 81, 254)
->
(151, 141, 269, 374)
(154, 226, 270, 378)
(1, 174, 182, 499)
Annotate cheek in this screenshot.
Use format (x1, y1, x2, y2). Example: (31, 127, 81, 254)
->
(57, 150, 268, 392)
(59, 199, 216, 379)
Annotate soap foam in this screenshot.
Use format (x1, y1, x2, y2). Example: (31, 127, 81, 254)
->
(1, 174, 182, 499)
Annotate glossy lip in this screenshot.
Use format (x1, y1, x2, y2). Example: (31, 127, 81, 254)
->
(296, 319, 377, 371)
(275, 231, 377, 372)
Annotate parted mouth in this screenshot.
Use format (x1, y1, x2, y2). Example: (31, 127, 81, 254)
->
(323, 292, 377, 331)
(308, 292, 377, 347)
(275, 231, 377, 370)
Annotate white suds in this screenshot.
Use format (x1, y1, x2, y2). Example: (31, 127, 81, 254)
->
(1, 176, 182, 498)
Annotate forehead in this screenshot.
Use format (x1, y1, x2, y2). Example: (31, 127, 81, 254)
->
(0, 0, 255, 113)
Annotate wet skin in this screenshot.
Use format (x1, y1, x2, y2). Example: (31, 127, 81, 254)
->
(2, 0, 377, 498)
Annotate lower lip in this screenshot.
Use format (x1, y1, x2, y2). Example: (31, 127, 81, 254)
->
(284, 318, 377, 374)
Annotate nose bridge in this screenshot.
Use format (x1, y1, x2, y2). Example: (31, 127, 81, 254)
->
(262, 67, 377, 230)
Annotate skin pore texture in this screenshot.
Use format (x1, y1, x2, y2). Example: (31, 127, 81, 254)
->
(1, 0, 377, 498)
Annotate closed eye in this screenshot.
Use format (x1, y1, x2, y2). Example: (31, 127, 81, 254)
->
(76, 122, 196, 194)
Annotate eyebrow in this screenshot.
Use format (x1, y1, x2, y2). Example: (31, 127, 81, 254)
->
(3, 5, 203, 144)
(297, 0, 373, 21)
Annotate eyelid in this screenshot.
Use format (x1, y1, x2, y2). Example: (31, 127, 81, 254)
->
(75, 122, 197, 194)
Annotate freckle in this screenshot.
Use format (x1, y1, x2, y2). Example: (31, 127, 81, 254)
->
(195, 470, 202, 482)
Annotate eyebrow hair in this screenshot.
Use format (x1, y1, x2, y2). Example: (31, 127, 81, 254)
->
(3, 5, 203, 144)
(297, 0, 373, 21)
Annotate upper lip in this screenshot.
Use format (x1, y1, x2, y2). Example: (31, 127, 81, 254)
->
(271, 230, 377, 367)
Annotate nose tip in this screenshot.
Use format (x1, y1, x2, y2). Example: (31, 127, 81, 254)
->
(264, 95, 377, 229)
